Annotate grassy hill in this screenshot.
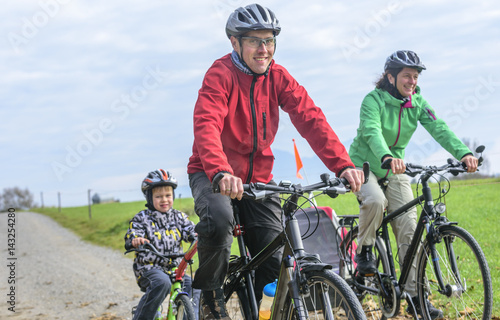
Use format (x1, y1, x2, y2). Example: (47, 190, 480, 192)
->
(33, 177, 500, 316)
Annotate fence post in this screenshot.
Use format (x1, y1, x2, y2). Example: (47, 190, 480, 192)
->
(58, 192, 62, 212)
(88, 189, 92, 220)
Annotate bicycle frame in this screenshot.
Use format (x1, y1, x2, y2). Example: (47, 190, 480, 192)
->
(227, 193, 332, 320)
(341, 165, 466, 312)
(165, 240, 198, 320)
(221, 164, 369, 320)
(379, 172, 453, 296)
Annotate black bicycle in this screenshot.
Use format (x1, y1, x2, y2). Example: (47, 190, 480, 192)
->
(207, 165, 371, 320)
(337, 146, 493, 320)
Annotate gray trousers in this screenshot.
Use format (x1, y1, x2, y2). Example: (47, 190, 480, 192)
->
(355, 171, 418, 296)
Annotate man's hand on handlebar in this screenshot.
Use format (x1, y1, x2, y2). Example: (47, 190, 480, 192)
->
(218, 173, 244, 200)
(461, 154, 478, 173)
(132, 237, 150, 248)
(340, 168, 365, 193)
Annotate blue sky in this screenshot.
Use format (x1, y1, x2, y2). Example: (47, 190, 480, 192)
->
(2, 0, 500, 207)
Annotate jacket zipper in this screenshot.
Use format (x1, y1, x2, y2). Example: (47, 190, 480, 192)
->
(245, 76, 258, 183)
(262, 112, 267, 140)
(384, 105, 404, 178)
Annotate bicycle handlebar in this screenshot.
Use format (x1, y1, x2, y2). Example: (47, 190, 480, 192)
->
(124, 242, 186, 259)
(230, 162, 370, 200)
(380, 145, 485, 178)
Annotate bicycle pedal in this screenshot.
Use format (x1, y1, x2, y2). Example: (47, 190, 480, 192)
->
(355, 268, 377, 277)
(358, 271, 376, 277)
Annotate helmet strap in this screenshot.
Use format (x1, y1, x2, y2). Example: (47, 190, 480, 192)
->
(386, 72, 404, 100)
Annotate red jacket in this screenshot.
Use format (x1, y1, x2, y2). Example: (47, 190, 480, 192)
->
(187, 54, 353, 183)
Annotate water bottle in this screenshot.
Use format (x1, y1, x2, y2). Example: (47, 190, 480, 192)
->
(259, 280, 277, 320)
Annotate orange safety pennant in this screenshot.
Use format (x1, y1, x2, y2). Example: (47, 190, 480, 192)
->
(293, 139, 304, 179)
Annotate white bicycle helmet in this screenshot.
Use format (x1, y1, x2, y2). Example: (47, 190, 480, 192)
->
(225, 3, 281, 39)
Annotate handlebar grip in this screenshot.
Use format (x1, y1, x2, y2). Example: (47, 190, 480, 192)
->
(362, 162, 370, 184)
(124, 240, 133, 251)
(211, 172, 226, 193)
(381, 158, 392, 170)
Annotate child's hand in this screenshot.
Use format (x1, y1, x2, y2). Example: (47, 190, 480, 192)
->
(132, 237, 150, 248)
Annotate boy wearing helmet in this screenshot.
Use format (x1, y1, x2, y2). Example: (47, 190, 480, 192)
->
(187, 3, 364, 319)
(349, 50, 478, 319)
(125, 169, 199, 320)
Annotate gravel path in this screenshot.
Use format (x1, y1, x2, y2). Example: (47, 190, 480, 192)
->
(0, 211, 139, 320)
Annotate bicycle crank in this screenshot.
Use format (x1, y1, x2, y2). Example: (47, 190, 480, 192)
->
(377, 275, 401, 318)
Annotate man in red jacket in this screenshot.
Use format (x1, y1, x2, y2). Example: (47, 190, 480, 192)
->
(187, 4, 364, 319)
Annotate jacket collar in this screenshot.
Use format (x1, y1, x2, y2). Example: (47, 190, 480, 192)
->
(230, 50, 272, 77)
(377, 86, 420, 108)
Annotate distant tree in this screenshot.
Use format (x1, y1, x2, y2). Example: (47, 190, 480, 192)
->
(0, 187, 35, 211)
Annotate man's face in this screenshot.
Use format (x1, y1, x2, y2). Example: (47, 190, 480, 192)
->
(231, 30, 275, 74)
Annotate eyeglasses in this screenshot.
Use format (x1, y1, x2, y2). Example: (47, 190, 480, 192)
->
(240, 36, 276, 48)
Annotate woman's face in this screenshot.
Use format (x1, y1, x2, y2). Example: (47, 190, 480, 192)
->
(388, 67, 419, 98)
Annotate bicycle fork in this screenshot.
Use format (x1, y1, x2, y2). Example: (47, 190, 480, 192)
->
(284, 255, 309, 319)
(426, 225, 464, 298)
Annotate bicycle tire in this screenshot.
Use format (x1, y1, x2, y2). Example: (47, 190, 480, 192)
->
(416, 225, 493, 320)
(174, 294, 196, 320)
(339, 226, 392, 320)
(282, 269, 366, 320)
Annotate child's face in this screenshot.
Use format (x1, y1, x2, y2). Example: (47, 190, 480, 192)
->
(152, 186, 174, 212)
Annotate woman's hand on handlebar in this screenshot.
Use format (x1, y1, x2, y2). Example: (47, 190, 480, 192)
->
(461, 154, 478, 173)
(218, 173, 244, 200)
(383, 156, 406, 174)
(132, 237, 150, 248)
(340, 168, 365, 193)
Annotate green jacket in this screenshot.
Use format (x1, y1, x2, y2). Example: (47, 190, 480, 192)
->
(349, 87, 471, 178)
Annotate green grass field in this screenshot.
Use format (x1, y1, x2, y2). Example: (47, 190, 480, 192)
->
(33, 178, 500, 317)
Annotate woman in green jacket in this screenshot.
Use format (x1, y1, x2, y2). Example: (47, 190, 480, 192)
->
(349, 50, 478, 319)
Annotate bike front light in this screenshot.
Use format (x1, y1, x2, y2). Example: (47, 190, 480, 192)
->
(435, 202, 446, 214)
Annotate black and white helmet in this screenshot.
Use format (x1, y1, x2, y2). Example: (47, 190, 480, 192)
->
(141, 169, 177, 210)
(225, 3, 281, 39)
(384, 50, 426, 72)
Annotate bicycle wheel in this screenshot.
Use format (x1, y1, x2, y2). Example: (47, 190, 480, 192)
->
(174, 294, 196, 320)
(416, 225, 492, 320)
(339, 226, 391, 320)
(282, 269, 366, 320)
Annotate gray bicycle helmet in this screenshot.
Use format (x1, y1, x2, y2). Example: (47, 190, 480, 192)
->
(384, 50, 426, 72)
(225, 3, 281, 39)
(141, 169, 177, 210)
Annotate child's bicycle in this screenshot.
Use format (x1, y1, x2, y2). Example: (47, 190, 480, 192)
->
(125, 239, 198, 320)
(209, 164, 371, 320)
(337, 146, 493, 320)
